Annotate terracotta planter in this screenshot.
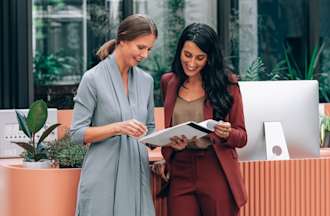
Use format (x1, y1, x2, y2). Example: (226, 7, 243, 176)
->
(0, 164, 81, 216)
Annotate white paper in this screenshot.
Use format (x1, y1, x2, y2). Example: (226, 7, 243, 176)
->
(139, 119, 219, 146)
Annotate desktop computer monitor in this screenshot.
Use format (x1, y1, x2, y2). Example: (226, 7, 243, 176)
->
(237, 80, 320, 161)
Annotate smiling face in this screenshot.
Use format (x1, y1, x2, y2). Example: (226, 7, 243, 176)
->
(119, 34, 156, 67)
(180, 41, 208, 78)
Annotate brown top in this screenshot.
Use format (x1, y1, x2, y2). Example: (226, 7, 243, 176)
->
(172, 96, 211, 149)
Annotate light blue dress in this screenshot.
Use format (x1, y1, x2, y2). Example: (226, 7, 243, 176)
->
(70, 54, 155, 216)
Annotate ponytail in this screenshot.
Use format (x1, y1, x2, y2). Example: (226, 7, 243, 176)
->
(96, 14, 158, 61)
(96, 39, 117, 60)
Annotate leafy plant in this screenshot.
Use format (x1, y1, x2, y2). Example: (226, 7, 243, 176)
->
(242, 43, 330, 102)
(268, 43, 325, 81)
(268, 60, 287, 80)
(270, 43, 330, 102)
(321, 116, 330, 147)
(12, 100, 60, 162)
(285, 43, 324, 80)
(33, 51, 74, 85)
(241, 57, 266, 81)
(47, 132, 87, 168)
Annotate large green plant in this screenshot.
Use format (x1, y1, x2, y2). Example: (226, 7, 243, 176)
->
(243, 43, 325, 81)
(240, 55, 288, 81)
(242, 43, 330, 102)
(12, 100, 60, 162)
(47, 132, 87, 168)
(271, 43, 330, 102)
(281, 43, 325, 80)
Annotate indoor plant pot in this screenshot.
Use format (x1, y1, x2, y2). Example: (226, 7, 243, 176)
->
(11, 100, 60, 168)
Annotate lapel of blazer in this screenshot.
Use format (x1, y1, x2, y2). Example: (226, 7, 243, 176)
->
(164, 75, 179, 128)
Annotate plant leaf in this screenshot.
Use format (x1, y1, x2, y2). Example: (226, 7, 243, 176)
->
(37, 123, 61, 145)
(243, 57, 265, 81)
(307, 43, 325, 80)
(270, 60, 287, 80)
(283, 44, 299, 79)
(27, 100, 48, 133)
(15, 111, 32, 138)
(11, 141, 34, 154)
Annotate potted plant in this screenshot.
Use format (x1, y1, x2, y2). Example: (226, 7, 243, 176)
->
(321, 116, 330, 147)
(11, 99, 60, 168)
(47, 132, 88, 168)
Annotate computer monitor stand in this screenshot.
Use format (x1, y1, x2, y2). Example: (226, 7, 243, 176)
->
(264, 122, 290, 160)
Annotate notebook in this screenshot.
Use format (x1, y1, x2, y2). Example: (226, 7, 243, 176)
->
(139, 119, 219, 146)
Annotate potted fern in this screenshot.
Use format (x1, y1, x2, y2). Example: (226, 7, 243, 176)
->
(11, 100, 60, 168)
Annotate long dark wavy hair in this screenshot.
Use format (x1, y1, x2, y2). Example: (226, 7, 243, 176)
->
(171, 23, 234, 120)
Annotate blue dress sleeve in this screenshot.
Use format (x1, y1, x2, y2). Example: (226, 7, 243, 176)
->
(70, 71, 97, 145)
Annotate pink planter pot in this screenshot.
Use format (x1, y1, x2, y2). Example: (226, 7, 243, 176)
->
(0, 164, 81, 216)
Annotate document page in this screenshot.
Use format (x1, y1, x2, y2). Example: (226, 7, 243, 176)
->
(139, 119, 219, 146)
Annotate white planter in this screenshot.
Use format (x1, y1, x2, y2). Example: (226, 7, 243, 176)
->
(22, 160, 52, 169)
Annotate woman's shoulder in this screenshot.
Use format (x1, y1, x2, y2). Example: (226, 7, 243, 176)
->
(161, 72, 176, 83)
(80, 66, 98, 83)
(84, 60, 108, 77)
(81, 62, 108, 85)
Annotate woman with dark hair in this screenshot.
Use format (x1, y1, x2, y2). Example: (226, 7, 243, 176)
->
(70, 14, 158, 216)
(157, 23, 247, 216)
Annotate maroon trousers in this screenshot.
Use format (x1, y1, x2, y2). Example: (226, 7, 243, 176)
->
(168, 148, 239, 216)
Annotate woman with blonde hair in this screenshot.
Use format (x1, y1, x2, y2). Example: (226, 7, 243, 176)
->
(71, 14, 158, 216)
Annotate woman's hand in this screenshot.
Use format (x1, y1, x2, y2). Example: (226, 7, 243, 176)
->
(166, 135, 189, 151)
(214, 121, 231, 139)
(151, 160, 169, 182)
(115, 119, 148, 138)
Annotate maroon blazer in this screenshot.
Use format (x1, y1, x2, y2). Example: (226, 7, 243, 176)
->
(160, 72, 248, 208)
